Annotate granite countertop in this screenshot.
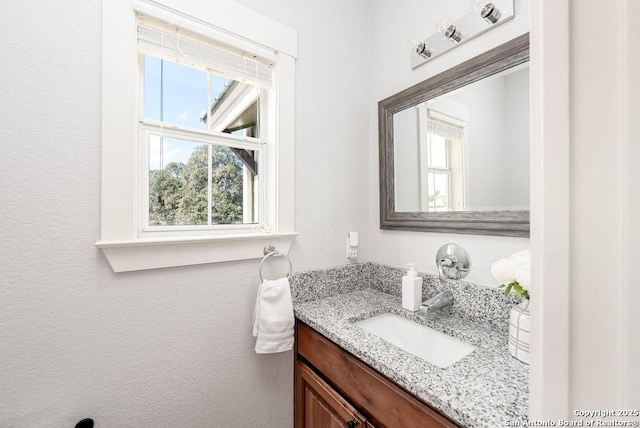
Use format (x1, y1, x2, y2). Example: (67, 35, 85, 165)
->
(294, 287, 529, 428)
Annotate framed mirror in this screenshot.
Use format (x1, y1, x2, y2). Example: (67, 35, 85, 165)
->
(379, 34, 529, 237)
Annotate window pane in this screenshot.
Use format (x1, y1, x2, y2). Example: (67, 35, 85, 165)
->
(149, 136, 208, 226)
(143, 56, 261, 137)
(143, 56, 208, 129)
(205, 75, 260, 138)
(427, 172, 450, 212)
(210, 146, 251, 225)
(211, 75, 230, 104)
(429, 135, 448, 169)
(148, 134, 259, 227)
(143, 56, 161, 122)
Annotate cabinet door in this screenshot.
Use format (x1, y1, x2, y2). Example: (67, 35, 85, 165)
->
(295, 361, 366, 428)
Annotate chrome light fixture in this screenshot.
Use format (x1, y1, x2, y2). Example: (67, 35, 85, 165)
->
(410, 0, 515, 69)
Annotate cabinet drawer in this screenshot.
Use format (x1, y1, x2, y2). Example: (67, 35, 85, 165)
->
(297, 321, 459, 428)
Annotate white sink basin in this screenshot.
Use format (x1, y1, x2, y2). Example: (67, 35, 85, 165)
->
(355, 313, 475, 368)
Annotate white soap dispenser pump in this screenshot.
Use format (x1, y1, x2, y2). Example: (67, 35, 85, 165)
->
(402, 263, 423, 312)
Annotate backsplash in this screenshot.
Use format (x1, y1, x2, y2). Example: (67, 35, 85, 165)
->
(290, 263, 372, 303)
(290, 262, 521, 332)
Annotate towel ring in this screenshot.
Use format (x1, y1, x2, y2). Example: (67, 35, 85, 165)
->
(259, 244, 293, 281)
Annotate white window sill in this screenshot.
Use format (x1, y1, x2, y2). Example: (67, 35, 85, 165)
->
(96, 232, 297, 272)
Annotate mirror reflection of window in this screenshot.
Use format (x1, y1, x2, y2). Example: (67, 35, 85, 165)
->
(419, 109, 466, 212)
(390, 60, 529, 215)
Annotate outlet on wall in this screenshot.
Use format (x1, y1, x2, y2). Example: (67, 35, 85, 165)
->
(346, 232, 358, 260)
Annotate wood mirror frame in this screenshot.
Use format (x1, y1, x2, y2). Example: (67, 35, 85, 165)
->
(378, 33, 529, 237)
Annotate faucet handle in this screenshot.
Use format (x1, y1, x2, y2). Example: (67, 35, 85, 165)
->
(438, 255, 456, 267)
(436, 244, 471, 280)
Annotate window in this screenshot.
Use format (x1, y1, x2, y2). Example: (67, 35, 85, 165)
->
(98, 0, 297, 272)
(137, 15, 269, 232)
(418, 108, 466, 212)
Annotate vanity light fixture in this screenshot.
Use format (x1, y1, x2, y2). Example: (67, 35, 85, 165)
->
(410, 0, 515, 69)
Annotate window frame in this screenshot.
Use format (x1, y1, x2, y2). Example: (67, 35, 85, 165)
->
(97, 0, 297, 272)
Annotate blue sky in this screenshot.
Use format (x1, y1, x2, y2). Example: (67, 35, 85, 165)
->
(144, 56, 230, 169)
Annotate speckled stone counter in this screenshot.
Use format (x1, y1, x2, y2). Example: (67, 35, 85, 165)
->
(291, 263, 529, 428)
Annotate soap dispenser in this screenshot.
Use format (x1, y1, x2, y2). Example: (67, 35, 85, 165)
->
(402, 263, 422, 312)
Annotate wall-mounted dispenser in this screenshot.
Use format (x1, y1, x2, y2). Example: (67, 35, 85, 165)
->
(410, 0, 515, 69)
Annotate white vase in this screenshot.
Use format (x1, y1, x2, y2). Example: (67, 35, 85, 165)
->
(508, 298, 530, 364)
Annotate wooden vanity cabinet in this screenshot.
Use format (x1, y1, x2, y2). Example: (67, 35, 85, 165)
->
(294, 321, 459, 428)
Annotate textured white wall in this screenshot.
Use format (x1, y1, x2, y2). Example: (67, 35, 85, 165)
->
(0, 0, 369, 427)
(368, 0, 530, 285)
(232, 0, 371, 271)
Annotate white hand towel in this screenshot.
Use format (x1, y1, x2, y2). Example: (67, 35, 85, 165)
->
(253, 277, 294, 354)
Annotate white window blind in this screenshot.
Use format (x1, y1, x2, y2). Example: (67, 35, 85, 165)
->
(137, 15, 274, 89)
(427, 111, 463, 140)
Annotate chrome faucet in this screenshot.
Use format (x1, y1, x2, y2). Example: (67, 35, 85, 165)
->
(420, 290, 454, 314)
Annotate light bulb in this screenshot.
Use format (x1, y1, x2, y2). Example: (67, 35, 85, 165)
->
(436, 18, 453, 36)
(436, 18, 462, 43)
(472, 0, 489, 13)
(472, 0, 501, 24)
(415, 42, 432, 59)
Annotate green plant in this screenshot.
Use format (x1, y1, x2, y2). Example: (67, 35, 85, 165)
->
(499, 281, 529, 300)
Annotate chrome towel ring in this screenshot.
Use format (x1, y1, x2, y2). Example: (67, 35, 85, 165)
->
(259, 244, 293, 281)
